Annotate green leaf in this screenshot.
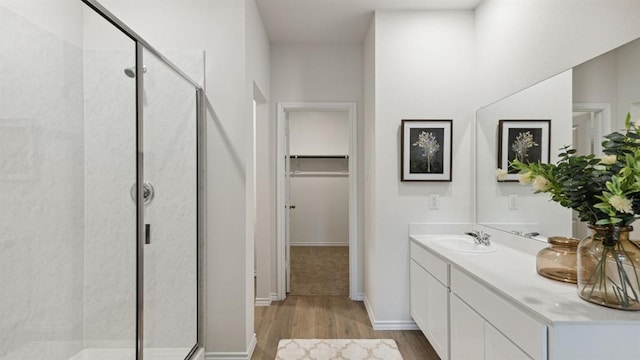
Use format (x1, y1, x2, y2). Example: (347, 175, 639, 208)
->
(593, 203, 610, 210)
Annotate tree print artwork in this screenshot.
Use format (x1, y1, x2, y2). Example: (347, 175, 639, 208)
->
(413, 131, 440, 172)
(409, 128, 444, 174)
(511, 131, 539, 162)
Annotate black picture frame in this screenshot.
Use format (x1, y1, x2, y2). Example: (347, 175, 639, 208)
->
(401, 119, 453, 182)
(497, 119, 551, 182)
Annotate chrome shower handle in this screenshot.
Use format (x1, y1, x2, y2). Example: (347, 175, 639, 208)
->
(130, 182, 155, 205)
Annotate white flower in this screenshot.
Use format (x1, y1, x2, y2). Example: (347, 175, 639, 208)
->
(518, 171, 533, 185)
(532, 175, 551, 192)
(600, 155, 617, 165)
(496, 168, 508, 181)
(609, 195, 634, 214)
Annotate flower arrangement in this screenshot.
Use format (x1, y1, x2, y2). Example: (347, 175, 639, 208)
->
(509, 113, 640, 226)
(506, 113, 640, 310)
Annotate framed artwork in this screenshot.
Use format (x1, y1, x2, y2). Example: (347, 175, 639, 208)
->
(498, 119, 551, 181)
(401, 119, 452, 181)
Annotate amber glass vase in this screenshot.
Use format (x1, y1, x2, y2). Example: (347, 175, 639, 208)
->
(536, 236, 580, 284)
(577, 225, 640, 310)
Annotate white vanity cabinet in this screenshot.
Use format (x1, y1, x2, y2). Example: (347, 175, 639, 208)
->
(451, 293, 531, 360)
(409, 241, 449, 360)
(449, 294, 483, 360)
(411, 239, 544, 360)
(450, 269, 545, 360)
(410, 234, 640, 360)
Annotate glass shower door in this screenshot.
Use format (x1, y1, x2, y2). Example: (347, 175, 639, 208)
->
(140, 48, 199, 359)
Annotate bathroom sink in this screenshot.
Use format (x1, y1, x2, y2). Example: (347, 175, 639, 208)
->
(433, 235, 497, 253)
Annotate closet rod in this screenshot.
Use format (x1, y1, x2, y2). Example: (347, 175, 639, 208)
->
(290, 155, 349, 159)
(290, 171, 348, 177)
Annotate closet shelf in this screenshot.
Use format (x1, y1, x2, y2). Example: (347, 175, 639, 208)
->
(289, 155, 349, 159)
(290, 171, 348, 177)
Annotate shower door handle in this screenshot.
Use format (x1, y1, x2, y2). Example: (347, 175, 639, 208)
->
(145, 224, 151, 244)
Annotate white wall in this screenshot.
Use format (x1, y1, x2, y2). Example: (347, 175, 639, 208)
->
(289, 111, 349, 156)
(245, 0, 271, 344)
(366, 10, 475, 324)
(615, 39, 640, 125)
(0, 0, 82, 47)
(573, 48, 619, 122)
(363, 15, 377, 320)
(476, 70, 573, 237)
(269, 43, 364, 296)
(475, 0, 640, 108)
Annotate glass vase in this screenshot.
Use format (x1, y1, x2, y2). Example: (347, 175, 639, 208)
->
(536, 236, 580, 284)
(577, 224, 640, 310)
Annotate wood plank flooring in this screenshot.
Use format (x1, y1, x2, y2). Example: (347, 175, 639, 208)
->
(252, 295, 440, 360)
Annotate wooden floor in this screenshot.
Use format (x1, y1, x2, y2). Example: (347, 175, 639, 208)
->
(252, 295, 440, 360)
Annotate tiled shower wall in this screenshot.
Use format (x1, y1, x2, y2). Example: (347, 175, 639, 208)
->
(0, 5, 85, 359)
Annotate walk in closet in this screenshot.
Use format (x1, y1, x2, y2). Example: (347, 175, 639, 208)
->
(288, 110, 350, 296)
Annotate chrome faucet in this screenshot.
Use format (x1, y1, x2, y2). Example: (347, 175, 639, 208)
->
(465, 230, 492, 246)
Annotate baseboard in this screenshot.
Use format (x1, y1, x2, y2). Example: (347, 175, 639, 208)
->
(363, 295, 419, 331)
(254, 297, 271, 306)
(351, 292, 365, 301)
(290, 242, 348, 246)
(193, 347, 205, 360)
(255, 292, 279, 306)
(205, 333, 257, 360)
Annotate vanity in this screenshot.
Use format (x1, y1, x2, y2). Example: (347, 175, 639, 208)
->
(408, 33, 640, 360)
(409, 232, 640, 360)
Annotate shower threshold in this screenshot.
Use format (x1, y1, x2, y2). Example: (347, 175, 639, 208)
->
(71, 347, 193, 360)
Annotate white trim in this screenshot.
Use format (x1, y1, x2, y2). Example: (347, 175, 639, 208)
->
(254, 297, 272, 306)
(352, 292, 365, 301)
(363, 295, 419, 331)
(254, 291, 279, 306)
(276, 102, 359, 301)
(290, 242, 349, 247)
(205, 334, 257, 360)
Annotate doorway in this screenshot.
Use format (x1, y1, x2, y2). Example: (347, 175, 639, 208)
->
(276, 102, 358, 300)
(572, 103, 611, 239)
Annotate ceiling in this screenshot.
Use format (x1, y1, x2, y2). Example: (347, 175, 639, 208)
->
(254, 0, 483, 44)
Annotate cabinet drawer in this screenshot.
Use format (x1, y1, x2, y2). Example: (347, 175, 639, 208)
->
(451, 268, 546, 360)
(410, 241, 448, 286)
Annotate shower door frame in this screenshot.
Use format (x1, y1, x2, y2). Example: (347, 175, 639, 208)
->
(81, 1, 205, 359)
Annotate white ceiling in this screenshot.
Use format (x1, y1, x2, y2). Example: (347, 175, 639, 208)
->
(254, 0, 483, 44)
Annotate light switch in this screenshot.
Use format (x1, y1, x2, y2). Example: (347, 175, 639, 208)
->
(430, 194, 440, 210)
(509, 194, 518, 210)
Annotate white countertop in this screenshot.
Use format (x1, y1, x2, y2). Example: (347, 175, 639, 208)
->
(410, 234, 640, 326)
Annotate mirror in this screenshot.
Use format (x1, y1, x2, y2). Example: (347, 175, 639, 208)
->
(476, 37, 640, 240)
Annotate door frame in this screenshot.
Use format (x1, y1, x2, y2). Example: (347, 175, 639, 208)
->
(276, 102, 358, 300)
(572, 103, 611, 155)
(572, 103, 611, 238)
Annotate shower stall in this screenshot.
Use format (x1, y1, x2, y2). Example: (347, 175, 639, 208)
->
(0, 1, 203, 359)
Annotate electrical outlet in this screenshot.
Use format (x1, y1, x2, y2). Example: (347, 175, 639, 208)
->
(430, 194, 440, 210)
(509, 194, 518, 210)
